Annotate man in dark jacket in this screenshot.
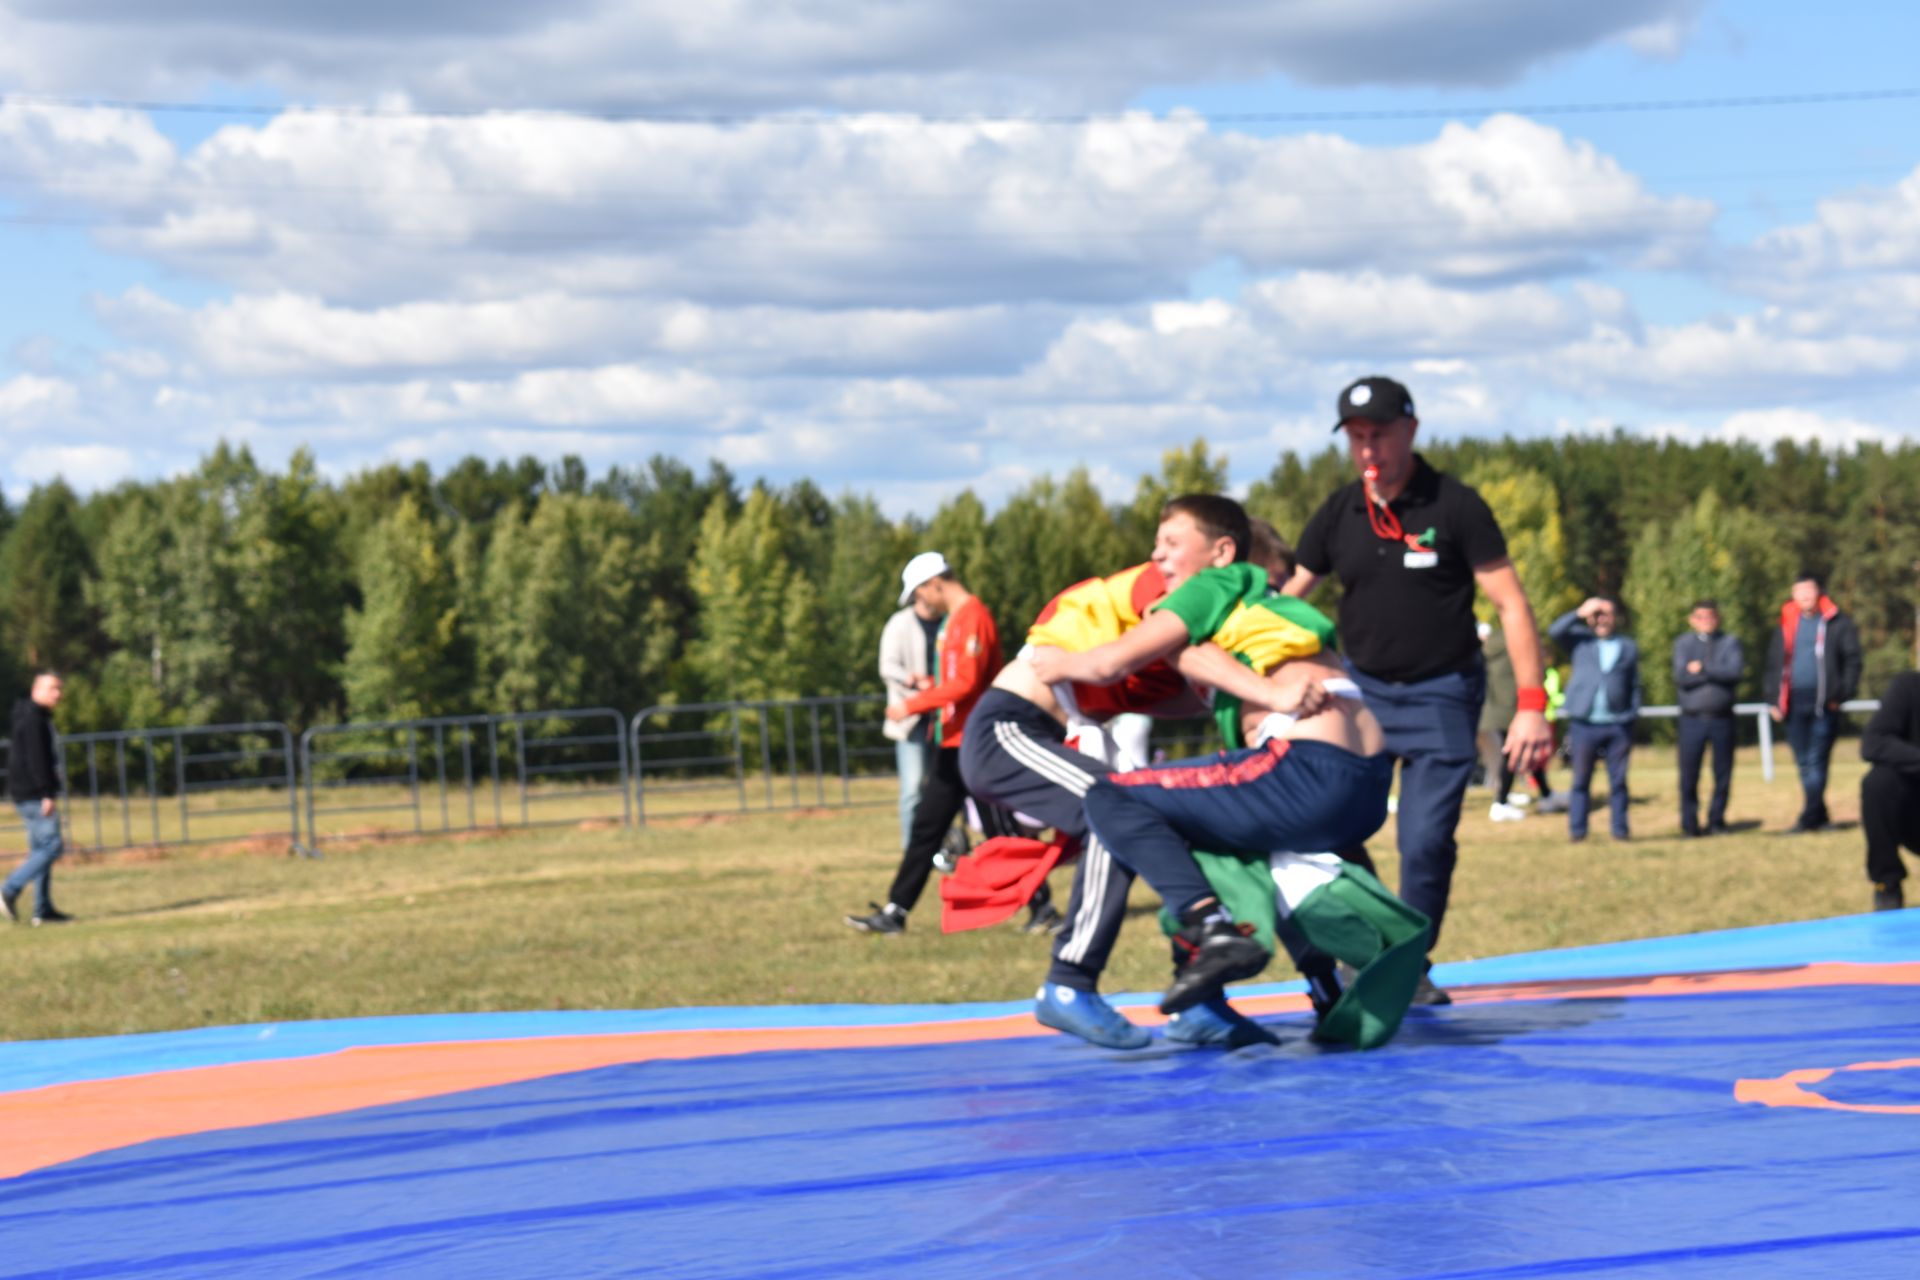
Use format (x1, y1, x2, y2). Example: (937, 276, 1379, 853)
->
(1550, 597, 1642, 841)
(4, 672, 70, 925)
(1862, 671, 1920, 910)
(1673, 600, 1744, 836)
(1762, 573, 1863, 832)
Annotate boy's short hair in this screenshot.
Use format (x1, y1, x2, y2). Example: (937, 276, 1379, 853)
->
(1691, 598, 1719, 613)
(1794, 570, 1822, 589)
(1160, 494, 1250, 563)
(1248, 517, 1295, 582)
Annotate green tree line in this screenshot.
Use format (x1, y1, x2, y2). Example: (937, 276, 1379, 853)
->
(2, 434, 1915, 734)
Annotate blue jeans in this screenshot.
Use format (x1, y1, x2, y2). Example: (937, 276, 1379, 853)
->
(6, 801, 64, 912)
(1567, 721, 1633, 839)
(894, 727, 935, 849)
(1347, 659, 1485, 948)
(1783, 705, 1839, 824)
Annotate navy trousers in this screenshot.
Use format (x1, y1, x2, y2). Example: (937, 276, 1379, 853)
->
(1567, 720, 1633, 838)
(1676, 714, 1734, 834)
(958, 689, 1133, 991)
(1083, 740, 1393, 917)
(1346, 660, 1484, 948)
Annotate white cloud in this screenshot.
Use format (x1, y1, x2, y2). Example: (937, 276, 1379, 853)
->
(98, 288, 1058, 380)
(0, 373, 78, 419)
(1552, 315, 1916, 407)
(1647, 407, 1907, 450)
(0, 101, 176, 211)
(1742, 165, 1920, 282)
(8, 442, 135, 490)
(17, 111, 1710, 310)
(0, 1, 1707, 109)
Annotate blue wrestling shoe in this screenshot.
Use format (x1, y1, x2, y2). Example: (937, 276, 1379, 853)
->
(1034, 983, 1151, 1050)
(1164, 996, 1280, 1048)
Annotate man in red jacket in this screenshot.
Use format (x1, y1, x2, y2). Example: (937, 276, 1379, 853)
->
(1762, 573, 1863, 832)
(844, 552, 1010, 934)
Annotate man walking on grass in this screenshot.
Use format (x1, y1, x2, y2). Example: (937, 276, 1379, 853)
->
(844, 553, 1041, 933)
(4, 671, 72, 926)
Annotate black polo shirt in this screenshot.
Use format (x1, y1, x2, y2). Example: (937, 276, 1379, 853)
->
(1295, 455, 1507, 683)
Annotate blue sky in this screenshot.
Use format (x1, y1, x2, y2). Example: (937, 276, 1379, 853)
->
(2, 1, 1918, 509)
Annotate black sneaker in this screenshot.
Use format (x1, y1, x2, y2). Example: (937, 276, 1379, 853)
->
(1160, 918, 1270, 1015)
(1, 886, 18, 924)
(1022, 902, 1065, 935)
(1410, 973, 1453, 1006)
(843, 902, 906, 934)
(1873, 883, 1905, 912)
(31, 906, 74, 926)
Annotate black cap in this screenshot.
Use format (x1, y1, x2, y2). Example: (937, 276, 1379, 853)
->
(1334, 376, 1416, 430)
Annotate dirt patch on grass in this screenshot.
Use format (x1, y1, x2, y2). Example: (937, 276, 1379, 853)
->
(68, 835, 299, 867)
(649, 806, 862, 828)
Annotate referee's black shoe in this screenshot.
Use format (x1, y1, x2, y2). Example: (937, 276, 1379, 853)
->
(843, 902, 906, 934)
(1161, 917, 1269, 1015)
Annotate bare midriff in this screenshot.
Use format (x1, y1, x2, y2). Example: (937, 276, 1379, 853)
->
(991, 652, 1070, 726)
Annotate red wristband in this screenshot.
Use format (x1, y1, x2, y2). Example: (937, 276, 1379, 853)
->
(1516, 687, 1547, 713)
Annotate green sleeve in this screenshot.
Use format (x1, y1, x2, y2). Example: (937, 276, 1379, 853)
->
(1150, 563, 1265, 645)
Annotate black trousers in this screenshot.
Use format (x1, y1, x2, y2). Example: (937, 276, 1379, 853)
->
(887, 746, 969, 912)
(1677, 714, 1735, 834)
(1862, 765, 1920, 885)
(887, 743, 1051, 915)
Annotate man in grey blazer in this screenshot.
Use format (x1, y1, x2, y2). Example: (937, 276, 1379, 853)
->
(1550, 597, 1643, 841)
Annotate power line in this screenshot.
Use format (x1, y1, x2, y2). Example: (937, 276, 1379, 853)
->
(3, 87, 1918, 127)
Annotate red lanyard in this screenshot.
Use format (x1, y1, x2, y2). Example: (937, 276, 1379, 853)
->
(1363, 467, 1426, 551)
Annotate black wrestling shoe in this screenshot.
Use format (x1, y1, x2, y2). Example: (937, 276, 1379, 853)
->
(31, 906, 74, 926)
(1410, 972, 1452, 1006)
(1160, 918, 1270, 1015)
(843, 902, 906, 933)
(1, 885, 18, 923)
(1873, 882, 1905, 912)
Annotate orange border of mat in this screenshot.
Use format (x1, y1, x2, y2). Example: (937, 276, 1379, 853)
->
(6, 960, 1917, 1181)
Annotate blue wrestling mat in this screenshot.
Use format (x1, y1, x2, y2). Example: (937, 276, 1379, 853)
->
(5, 913, 1920, 1278)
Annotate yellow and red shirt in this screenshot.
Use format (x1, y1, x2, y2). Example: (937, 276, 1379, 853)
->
(1026, 562, 1185, 720)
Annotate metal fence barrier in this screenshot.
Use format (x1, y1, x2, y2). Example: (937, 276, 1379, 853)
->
(1635, 699, 1879, 783)
(298, 708, 630, 853)
(0, 695, 1894, 855)
(0, 722, 297, 854)
(629, 695, 894, 824)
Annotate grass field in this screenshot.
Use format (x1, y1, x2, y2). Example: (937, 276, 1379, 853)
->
(1, 744, 1891, 1043)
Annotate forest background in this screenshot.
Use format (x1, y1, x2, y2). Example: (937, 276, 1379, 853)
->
(2, 434, 1915, 738)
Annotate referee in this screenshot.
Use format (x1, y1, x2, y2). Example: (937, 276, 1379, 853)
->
(1282, 376, 1553, 1003)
